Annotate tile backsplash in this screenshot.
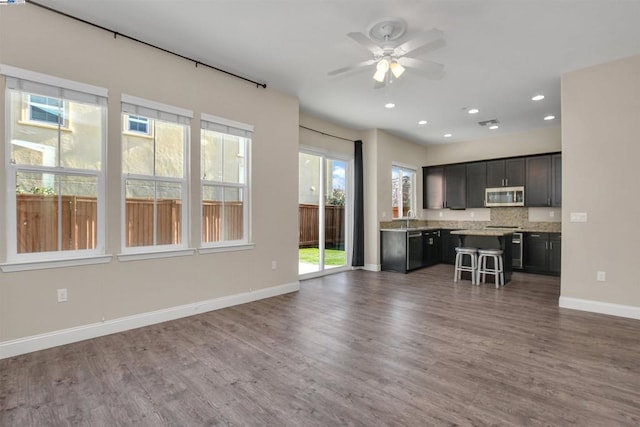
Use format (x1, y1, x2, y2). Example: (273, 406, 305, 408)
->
(381, 207, 561, 232)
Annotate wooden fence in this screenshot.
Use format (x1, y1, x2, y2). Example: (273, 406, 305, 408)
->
(298, 204, 344, 249)
(16, 195, 340, 253)
(16, 195, 244, 253)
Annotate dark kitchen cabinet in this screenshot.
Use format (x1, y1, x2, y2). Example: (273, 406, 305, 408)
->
(526, 155, 552, 207)
(424, 230, 441, 266)
(466, 161, 487, 208)
(523, 232, 561, 276)
(486, 158, 525, 188)
(381, 230, 426, 273)
(549, 233, 561, 275)
(440, 229, 458, 264)
(423, 166, 444, 209)
(551, 154, 562, 207)
(525, 154, 562, 207)
(444, 164, 466, 209)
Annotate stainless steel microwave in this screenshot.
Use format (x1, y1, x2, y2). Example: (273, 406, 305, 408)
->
(485, 186, 525, 207)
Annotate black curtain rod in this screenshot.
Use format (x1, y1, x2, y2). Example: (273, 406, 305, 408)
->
(299, 125, 355, 142)
(26, 1, 267, 89)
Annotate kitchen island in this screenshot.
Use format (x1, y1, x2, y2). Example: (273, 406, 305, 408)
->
(450, 229, 514, 284)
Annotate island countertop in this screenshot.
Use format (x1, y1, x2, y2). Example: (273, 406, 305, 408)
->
(450, 229, 515, 237)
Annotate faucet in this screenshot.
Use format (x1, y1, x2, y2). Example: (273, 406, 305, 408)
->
(406, 209, 415, 229)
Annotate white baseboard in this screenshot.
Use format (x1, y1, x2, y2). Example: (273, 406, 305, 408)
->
(0, 281, 300, 360)
(559, 296, 640, 320)
(364, 263, 381, 272)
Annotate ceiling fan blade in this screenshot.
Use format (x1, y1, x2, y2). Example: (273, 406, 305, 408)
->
(328, 58, 377, 76)
(373, 79, 386, 90)
(398, 57, 445, 79)
(394, 28, 445, 56)
(347, 32, 384, 56)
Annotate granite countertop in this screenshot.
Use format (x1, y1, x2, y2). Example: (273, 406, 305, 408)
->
(450, 229, 514, 236)
(380, 226, 441, 232)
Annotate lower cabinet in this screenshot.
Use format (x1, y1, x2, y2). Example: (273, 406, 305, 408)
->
(523, 232, 561, 276)
(381, 229, 443, 273)
(439, 229, 458, 264)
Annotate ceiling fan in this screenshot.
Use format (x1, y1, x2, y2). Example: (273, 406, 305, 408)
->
(329, 18, 446, 88)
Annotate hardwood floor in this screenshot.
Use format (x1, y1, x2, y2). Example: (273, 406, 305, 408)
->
(2, 265, 640, 426)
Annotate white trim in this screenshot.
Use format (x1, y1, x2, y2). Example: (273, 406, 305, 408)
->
(0, 255, 112, 272)
(117, 248, 196, 262)
(364, 263, 381, 272)
(199, 243, 255, 254)
(0, 281, 300, 360)
(201, 113, 254, 132)
(391, 161, 418, 172)
(559, 296, 640, 320)
(299, 265, 352, 280)
(0, 64, 108, 97)
(121, 93, 193, 118)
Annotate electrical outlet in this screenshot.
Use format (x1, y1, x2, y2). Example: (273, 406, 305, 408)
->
(596, 271, 606, 282)
(57, 288, 68, 302)
(271, 261, 277, 270)
(439, 211, 443, 217)
(549, 211, 555, 218)
(470, 211, 475, 218)
(570, 212, 588, 222)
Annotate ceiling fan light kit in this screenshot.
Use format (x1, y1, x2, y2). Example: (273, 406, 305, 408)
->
(329, 17, 446, 88)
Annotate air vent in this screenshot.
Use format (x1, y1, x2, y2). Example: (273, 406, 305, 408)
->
(478, 119, 499, 127)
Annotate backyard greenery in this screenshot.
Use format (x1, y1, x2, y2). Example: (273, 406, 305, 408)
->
(299, 248, 345, 266)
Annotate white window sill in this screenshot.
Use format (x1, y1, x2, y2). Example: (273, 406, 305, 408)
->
(199, 243, 255, 254)
(117, 248, 196, 262)
(1, 255, 113, 273)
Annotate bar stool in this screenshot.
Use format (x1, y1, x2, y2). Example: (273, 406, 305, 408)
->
(454, 247, 478, 285)
(476, 249, 504, 288)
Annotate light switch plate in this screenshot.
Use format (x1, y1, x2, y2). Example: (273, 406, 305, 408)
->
(570, 212, 588, 222)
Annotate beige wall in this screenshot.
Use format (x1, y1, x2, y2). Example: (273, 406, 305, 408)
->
(561, 54, 640, 309)
(0, 5, 299, 343)
(424, 127, 561, 166)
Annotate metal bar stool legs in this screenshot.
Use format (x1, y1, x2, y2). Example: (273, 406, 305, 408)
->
(454, 247, 478, 285)
(476, 249, 504, 288)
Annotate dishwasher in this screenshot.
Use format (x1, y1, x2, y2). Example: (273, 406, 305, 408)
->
(407, 231, 424, 271)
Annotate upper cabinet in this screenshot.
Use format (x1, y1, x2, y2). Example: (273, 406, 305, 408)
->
(423, 153, 561, 210)
(423, 166, 444, 209)
(444, 164, 466, 209)
(486, 158, 525, 188)
(423, 164, 466, 209)
(551, 154, 562, 207)
(526, 154, 562, 207)
(465, 161, 487, 208)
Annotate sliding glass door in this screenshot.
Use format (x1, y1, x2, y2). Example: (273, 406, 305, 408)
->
(298, 151, 349, 275)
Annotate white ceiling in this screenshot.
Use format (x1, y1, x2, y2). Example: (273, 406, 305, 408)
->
(35, 0, 640, 145)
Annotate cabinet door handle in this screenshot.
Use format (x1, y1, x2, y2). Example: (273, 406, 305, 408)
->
(505, 178, 508, 186)
(550, 242, 553, 250)
(501, 178, 505, 186)
(545, 241, 548, 250)
(548, 198, 551, 206)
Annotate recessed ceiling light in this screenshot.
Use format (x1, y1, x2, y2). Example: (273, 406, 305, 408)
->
(544, 115, 555, 121)
(468, 108, 479, 114)
(444, 133, 452, 138)
(418, 120, 427, 125)
(489, 125, 499, 130)
(532, 94, 545, 101)
(385, 103, 395, 109)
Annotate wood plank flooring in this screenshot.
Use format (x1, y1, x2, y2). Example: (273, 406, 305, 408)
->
(1, 265, 640, 426)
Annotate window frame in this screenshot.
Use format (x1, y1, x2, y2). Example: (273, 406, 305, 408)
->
(200, 113, 253, 248)
(2, 65, 108, 265)
(391, 162, 417, 219)
(120, 94, 192, 256)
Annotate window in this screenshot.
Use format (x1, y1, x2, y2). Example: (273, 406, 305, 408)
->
(126, 114, 150, 135)
(4, 68, 107, 261)
(27, 94, 67, 126)
(121, 95, 191, 251)
(201, 113, 252, 245)
(392, 164, 416, 219)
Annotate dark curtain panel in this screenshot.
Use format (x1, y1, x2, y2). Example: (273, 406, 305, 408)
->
(352, 140, 365, 267)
